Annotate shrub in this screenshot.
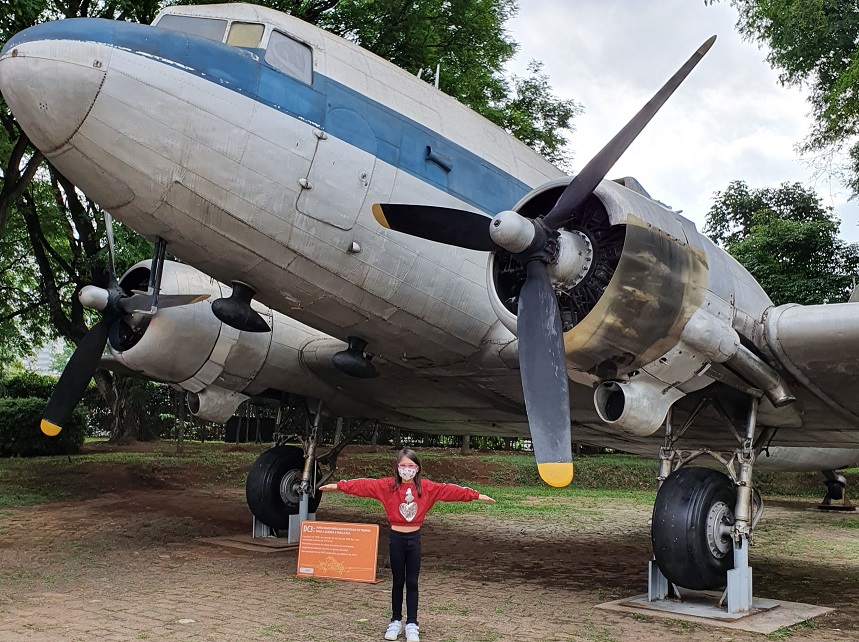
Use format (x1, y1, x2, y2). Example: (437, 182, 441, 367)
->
(0, 372, 58, 399)
(0, 397, 86, 457)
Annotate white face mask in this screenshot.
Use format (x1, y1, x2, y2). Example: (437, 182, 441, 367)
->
(398, 466, 418, 481)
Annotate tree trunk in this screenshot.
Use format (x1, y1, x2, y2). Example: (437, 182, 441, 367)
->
(176, 391, 185, 455)
(107, 374, 145, 445)
(393, 426, 402, 450)
(461, 434, 470, 455)
(334, 417, 343, 445)
(369, 426, 378, 453)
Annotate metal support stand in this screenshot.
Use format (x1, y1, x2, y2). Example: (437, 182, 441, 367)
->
(252, 513, 316, 544)
(727, 537, 753, 613)
(648, 560, 670, 601)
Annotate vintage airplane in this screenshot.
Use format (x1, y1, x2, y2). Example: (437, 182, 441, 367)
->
(3, 2, 859, 609)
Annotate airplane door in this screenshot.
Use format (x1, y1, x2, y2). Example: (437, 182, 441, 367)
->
(296, 108, 377, 231)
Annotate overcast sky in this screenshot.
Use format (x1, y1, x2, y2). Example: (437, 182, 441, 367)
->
(507, 0, 859, 242)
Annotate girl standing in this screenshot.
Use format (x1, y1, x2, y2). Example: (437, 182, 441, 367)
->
(319, 448, 495, 642)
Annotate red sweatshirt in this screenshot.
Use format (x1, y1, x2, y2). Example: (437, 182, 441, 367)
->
(336, 477, 479, 528)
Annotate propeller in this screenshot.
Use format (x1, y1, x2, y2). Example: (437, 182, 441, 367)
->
(41, 228, 209, 437)
(372, 37, 716, 487)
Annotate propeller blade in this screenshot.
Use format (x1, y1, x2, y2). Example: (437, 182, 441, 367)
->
(517, 261, 573, 487)
(118, 292, 209, 315)
(372, 203, 498, 252)
(104, 212, 116, 280)
(41, 318, 110, 436)
(544, 35, 716, 229)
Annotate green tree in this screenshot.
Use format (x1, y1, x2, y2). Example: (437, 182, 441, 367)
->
(709, 0, 859, 192)
(705, 180, 859, 304)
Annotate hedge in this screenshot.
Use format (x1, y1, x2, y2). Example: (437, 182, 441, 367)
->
(0, 397, 86, 457)
(0, 372, 59, 399)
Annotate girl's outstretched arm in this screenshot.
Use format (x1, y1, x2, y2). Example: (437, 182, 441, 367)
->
(319, 483, 339, 491)
(477, 493, 496, 503)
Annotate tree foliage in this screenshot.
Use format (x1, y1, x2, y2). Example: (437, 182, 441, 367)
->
(705, 180, 859, 305)
(709, 0, 859, 192)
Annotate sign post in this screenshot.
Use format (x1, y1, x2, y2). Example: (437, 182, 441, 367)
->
(297, 521, 381, 583)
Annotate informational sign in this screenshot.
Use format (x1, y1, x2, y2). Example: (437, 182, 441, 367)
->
(296, 521, 380, 583)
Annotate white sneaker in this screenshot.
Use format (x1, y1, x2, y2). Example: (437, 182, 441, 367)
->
(405, 623, 419, 642)
(384, 620, 402, 640)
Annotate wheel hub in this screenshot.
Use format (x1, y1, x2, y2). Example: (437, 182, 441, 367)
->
(706, 500, 734, 558)
(279, 469, 302, 505)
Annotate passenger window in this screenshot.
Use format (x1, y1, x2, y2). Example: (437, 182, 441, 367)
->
(265, 31, 313, 84)
(226, 22, 264, 48)
(155, 15, 227, 42)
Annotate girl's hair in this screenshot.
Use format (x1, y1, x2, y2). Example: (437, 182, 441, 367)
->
(390, 448, 423, 497)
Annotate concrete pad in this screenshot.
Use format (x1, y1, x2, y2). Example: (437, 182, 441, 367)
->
(199, 534, 299, 553)
(596, 591, 832, 634)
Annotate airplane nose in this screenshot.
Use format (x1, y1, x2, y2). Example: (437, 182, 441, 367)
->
(0, 26, 111, 154)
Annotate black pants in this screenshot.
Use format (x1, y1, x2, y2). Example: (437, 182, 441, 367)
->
(389, 529, 421, 625)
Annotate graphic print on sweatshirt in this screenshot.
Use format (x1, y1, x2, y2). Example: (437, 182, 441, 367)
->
(399, 487, 417, 522)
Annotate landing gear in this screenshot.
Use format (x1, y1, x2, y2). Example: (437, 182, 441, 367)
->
(819, 471, 856, 511)
(652, 467, 736, 590)
(649, 398, 766, 613)
(245, 445, 321, 529)
(245, 397, 376, 535)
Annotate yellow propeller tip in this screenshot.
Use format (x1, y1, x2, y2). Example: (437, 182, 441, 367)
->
(537, 462, 574, 488)
(372, 204, 390, 229)
(40, 420, 62, 437)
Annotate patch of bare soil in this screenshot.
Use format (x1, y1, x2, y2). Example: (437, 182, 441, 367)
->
(0, 456, 856, 641)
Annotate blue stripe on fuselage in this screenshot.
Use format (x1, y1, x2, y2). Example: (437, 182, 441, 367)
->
(3, 18, 534, 214)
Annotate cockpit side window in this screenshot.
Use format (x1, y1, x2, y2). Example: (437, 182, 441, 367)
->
(154, 15, 227, 42)
(226, 22, 265, 48)
(265, 31, 313, 84)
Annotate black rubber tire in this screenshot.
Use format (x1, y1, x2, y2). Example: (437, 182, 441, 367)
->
(652, 467, 736, 590)
(245, 445, 322, 530)
(826, 479, 845, 501)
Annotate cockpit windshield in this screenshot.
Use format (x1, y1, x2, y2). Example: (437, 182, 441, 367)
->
(152, 12, 312, 84)
(226, 22, 265, 48)
(155, 15, 227, 43)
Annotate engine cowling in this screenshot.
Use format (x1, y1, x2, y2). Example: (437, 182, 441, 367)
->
(487, 177, 776, 436)
(108, 261, 381, 422)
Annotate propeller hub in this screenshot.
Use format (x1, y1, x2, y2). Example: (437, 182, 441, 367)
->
(548, 230, 594, 290)
(79, 285, 110, 312)
(489, 210, 536, 254)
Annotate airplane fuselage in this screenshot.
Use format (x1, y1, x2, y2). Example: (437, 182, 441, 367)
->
(1, 4, 567, 372)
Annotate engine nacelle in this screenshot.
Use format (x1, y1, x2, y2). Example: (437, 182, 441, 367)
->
(108, 261, 383, 422)
(110, 261, 272, 392)
(487, 177, 777, 419)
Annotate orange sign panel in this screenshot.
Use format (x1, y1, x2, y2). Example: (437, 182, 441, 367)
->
(297, 521, 380, 583)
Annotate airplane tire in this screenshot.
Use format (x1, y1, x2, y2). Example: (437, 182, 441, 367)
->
(245, 445, 322, 530)
(652, 466, 736, 590)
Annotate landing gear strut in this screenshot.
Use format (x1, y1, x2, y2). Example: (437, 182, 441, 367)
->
(649, 398, 765, 613)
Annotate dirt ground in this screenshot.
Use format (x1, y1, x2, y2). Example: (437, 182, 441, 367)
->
(1, 453, 858, 641)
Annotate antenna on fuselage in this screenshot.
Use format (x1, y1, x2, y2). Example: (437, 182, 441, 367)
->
(435, 63, 441, 89)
